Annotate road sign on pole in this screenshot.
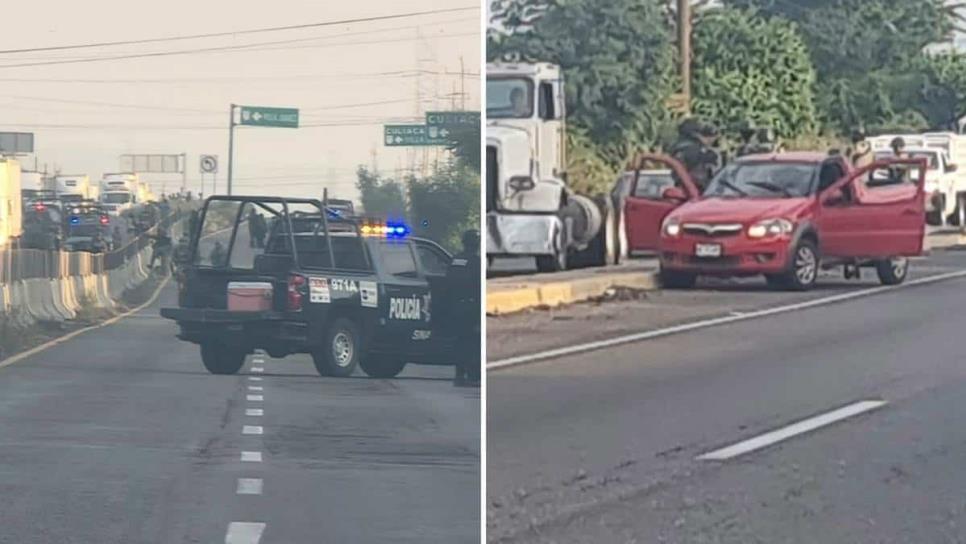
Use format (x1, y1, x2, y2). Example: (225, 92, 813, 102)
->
(239, 106, 299, 128)
(425, 111, 481, 127)
(200, 155, 218, 174)
(384, 125, 449, 147)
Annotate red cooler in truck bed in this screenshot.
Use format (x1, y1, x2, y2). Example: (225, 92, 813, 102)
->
(227, 282, 274, 312)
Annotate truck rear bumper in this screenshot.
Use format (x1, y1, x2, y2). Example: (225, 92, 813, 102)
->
(160, 307, 309, 352)
(486, 212, 560, 256)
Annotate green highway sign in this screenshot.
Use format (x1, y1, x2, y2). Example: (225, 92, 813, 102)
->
(384, 124, 450, 146)
(239, 106, 299, 128)
(425, 111, 481, 127)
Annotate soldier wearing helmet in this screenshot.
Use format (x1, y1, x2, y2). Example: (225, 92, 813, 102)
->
(669, 118, 721, 191)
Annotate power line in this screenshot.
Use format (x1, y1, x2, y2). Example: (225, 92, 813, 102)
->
(0, 6, 479, 55)
(0, 69, 480, 85)
(0, 30, 479, 70)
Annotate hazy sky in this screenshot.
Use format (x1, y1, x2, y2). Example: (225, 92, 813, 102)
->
(0, 0, 481, 201)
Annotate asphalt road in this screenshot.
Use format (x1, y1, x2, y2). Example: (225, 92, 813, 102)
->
(0, 283, 480, 543)
(488, 251, 966, 543)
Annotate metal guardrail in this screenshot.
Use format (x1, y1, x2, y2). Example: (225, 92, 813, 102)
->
(0, 202, 196, 283)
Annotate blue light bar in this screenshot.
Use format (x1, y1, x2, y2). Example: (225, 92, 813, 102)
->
(70, 216, 80, 224)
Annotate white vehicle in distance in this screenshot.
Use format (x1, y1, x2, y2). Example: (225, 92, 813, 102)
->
(870, 133, 966, 226)
(99, 173, 139, 215)
(53, 174, 93, 204)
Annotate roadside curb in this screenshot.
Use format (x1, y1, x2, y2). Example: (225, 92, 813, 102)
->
(486, 270, 659, 315)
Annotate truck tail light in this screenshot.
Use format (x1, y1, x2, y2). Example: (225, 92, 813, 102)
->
(287, 274, 306, 312)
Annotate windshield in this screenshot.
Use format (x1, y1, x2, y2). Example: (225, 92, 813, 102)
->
(486, 77, 534, 119)
(103, 192, 131, 204)
(704, 162, 818, 198)
(874, 150, 939, 170)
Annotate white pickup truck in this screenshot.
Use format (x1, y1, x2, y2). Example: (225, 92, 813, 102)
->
(870, 132, 966, 226)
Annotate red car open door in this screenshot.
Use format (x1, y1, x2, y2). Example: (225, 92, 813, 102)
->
(819, 158, 927, 258)
(623, 153, 700, 252)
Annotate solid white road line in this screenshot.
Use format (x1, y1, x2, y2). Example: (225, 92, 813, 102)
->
(242, 425, 263, 435)
(489, 269, 966, 370)
(246, 395, 263, 402)
(248, 376, 262, 381)
(251, 367, 264, 373)
(225, 522, 266, 544)
(246, 408, 263, 416)
(696, 400, 887, 461)
(241, 451, 262, 462)
(248, 386, 263, 391)
(236, 478, 263, 495)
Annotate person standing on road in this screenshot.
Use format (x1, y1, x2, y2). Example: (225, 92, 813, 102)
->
(669, 119, 720, 192)
(147, 227, 172, 271)
(446, 229, 481, 387)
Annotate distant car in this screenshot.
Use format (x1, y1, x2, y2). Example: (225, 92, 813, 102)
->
(21, 201, 64, 251)
(63, 202, 114, 253)
(623, 152, 927, 290)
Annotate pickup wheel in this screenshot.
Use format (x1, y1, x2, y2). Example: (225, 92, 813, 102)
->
(359, 355, 408, 379)
(875, 257, 909, 285)
(200, 343, 246, 375)
(780, 239, 819, 291)
(312, 318, 360, 378)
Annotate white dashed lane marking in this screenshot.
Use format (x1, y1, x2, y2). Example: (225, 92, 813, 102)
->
(237, 478, 263, 495)
(242, 425, 264, 435)
(225, 522, 266, 544)
(246, 395, 263, 402)
(251, 367, 264, 373)
(241, 451, 262, 463)
(246, 408, 263, 416)
(697, 400, 888, 461)
(248, 376, 262, 381)
(248, 386, 263, 391)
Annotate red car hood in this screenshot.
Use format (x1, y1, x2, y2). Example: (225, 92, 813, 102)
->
(668, 197, 811, 224)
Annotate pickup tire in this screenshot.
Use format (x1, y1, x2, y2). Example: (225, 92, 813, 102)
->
(875, 257, 909, 285)
(200, 343, 246, 375)
(359, 355, 408, 379)
(312, 318, 360, 378)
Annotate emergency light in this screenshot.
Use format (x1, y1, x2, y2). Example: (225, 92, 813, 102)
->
(70, 216, 80, 224)
(34, 203, 46, 212)
(360, 221, 409, 238)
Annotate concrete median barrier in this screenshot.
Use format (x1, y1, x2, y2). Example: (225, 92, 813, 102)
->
(487, 268, 660, 315)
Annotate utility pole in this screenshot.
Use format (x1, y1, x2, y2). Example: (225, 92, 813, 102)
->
(678, 0, 692, 115)
(227, 104, 236, 196)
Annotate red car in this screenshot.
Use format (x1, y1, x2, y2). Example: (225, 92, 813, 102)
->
(623, 152, 926, 290)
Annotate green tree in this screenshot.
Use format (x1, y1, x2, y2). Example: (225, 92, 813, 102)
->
(725, 0, 959, 132)
(691, 8, 818, 139)
(354, 166, 407, 219)
(407, 160, 480, 252)
(489, 0, 677, 164)
(913, 52, 966, 129)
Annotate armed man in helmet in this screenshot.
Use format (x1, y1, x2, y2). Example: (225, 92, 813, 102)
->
(669, 118, 721, 192)
(445, 229, 481, 387)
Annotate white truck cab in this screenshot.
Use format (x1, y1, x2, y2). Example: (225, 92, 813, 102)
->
(486, 62, 614, 272)
(100, 173, 139, 215)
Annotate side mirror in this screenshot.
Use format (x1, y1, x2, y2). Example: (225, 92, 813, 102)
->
(662, 186, 688, 202)
(508, 176, 536, 191)
(948, 163, 958, 173)
(823, 187, 848, 206)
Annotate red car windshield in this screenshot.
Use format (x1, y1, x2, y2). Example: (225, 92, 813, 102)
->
(704, 162, 818, 199)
